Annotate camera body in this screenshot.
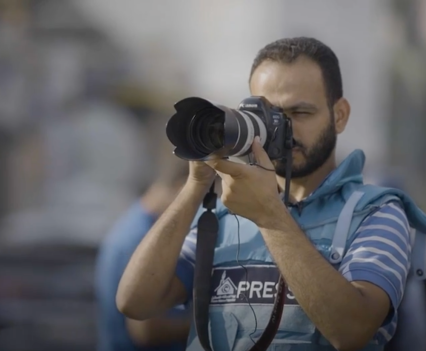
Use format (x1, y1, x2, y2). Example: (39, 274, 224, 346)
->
(166, 96, 293, 161)
(237, 96, 293, 160)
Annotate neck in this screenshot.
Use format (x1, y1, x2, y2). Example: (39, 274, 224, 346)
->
(140, 182, 181, 216)
(277, 151, 337, 203)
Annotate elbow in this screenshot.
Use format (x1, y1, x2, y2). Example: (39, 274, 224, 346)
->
(330, 340, 365, 351)
(328, 332, 372, 351)
(330, 342, 365, 351)
(116, 295, 141, 320)
(116, 284, 162, 320)
(116, 287, 148, 320)
(325, 311, 379, 351)
(116, 299, 150, 321)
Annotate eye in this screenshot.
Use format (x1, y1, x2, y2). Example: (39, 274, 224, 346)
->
(292, 111, 310, 116)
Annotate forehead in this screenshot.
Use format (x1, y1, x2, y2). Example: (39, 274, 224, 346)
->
(249, 57, 327, 108)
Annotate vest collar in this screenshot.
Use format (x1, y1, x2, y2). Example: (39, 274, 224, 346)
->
(302, 149, 365, 204)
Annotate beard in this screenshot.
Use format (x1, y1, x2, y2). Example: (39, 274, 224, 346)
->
(274, 117, 337, 179)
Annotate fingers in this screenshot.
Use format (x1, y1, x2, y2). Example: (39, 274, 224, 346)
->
(205, 136, 274, 176)
(205, 159, 245, 177)
(251, 136, 274, 168)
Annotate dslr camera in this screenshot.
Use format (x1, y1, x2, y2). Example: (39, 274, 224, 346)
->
(166, 96, 293, 161)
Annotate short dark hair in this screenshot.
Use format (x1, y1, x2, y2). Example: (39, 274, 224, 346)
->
(250, 37, 343, 107)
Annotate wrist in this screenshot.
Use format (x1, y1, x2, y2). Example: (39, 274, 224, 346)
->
(185, 179, 213, 193)
(255, 198, 288, 229)
(183, 180, 213, 199)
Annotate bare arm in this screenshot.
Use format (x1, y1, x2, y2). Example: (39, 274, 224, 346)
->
(116, 181, 208, 320)
(126, 313, 191, 346)
(257, 201, 402, 351)
(204, 140, 409, 351)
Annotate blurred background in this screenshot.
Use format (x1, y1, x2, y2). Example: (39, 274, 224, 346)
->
(0, 0, 425, 350)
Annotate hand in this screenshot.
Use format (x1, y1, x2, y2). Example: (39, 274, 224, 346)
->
(205, 137, 284, 225)
(187, 161, 216, 189)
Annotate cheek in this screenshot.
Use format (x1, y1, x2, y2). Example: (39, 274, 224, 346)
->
(292, 125, 317, 148)
(292, 149, 306, 162)
(291, 116, 326, 147)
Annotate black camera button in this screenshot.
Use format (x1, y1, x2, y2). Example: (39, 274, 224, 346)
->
(269, 146, 280, 158)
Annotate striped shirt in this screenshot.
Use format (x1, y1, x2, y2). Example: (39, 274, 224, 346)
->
(175, 201, 411, 343)
(339, 201, 411, 343)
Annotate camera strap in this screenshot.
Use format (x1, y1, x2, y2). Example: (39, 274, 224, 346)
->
(193, 183, 218, 351)
(194, 121, 293, 351)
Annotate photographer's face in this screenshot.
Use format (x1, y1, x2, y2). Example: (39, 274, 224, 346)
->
(250, 57, 345, 179)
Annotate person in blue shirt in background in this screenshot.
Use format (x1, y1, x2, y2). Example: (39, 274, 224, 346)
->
(95, 145, 193, 351)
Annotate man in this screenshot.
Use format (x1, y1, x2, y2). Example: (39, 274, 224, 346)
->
(116, 37, 425, 350)
(95, 145, 193, 351)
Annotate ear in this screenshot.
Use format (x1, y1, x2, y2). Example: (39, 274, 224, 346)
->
(332, 97, 351, 135)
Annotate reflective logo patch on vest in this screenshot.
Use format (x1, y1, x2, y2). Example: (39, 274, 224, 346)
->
(210, 265, 298, 306)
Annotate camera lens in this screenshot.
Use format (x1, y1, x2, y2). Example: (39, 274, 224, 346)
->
(189, 109, 225, 153)
(166, 97, 268, 161)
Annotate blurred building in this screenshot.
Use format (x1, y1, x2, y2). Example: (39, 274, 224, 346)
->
(77, 0, 392, 168)
(0, 1, 160, 350)
(386, 0, 426, 208)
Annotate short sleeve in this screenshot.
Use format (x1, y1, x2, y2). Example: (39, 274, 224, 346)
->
(339, 201, 411, 310)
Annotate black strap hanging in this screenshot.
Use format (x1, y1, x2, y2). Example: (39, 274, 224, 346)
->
(194, 119, 294, 351)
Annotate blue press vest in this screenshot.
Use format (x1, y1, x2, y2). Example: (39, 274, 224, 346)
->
(185, 150, 426, 351)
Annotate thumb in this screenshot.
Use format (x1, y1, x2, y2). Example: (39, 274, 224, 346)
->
(252, 136, 274, 167)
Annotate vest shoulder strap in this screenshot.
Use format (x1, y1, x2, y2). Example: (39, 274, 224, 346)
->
(330, 190, 365, 264)
(331, 185, 411, 265)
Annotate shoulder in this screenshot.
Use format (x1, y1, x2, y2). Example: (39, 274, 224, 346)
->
(347, 201, 411, 267)
(357, 201, 410, 237)
(341, 201, 411, 310)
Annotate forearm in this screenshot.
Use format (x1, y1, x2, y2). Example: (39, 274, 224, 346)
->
(117, 181, 207, 318)
(258, 205, 379, 349)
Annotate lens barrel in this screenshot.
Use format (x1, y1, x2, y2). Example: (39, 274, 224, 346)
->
(166, 97, 266, 161)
